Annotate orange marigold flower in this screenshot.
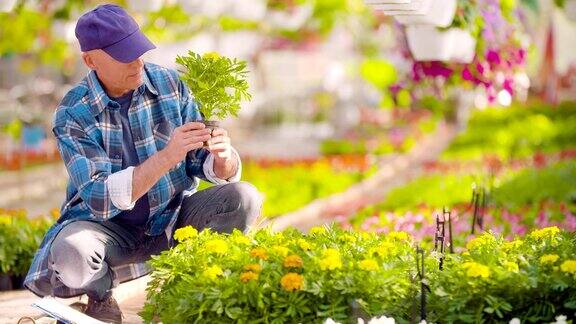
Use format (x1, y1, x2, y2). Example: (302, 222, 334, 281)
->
(280, 273, 303, 292)
(250, 247, 268, 260)
(283, 255, 303, 268)
(243, 264, 262, 273)
(240, 271, 259, 283)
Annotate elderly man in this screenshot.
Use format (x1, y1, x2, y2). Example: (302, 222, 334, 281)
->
(24, 4, 262, 323)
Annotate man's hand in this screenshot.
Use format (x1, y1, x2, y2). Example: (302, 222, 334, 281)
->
(162, 122, 211, 167)
(207, 127, 238, 179)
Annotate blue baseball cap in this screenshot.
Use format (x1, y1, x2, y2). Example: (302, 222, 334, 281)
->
(75, 4, 155, 63)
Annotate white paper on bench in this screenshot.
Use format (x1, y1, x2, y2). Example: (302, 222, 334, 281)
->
(32, 297, 106, 324)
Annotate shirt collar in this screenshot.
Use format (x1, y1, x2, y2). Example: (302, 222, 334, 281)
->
(86, 64, 159, 117)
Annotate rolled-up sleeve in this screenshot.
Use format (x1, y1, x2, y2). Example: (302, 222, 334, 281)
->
(203, 147, 242, 184)
(54, 116, 125, 220)
(104, 166, 136, 210)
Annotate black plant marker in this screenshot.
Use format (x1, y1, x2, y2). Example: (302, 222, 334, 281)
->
(434, 212, 446, 270)
(444, 207, 454, 254)
(415, 246, 428, 321)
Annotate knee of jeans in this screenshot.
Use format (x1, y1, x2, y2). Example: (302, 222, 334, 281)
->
(49, 223, 107, 289)
(225, 182, 263, 222)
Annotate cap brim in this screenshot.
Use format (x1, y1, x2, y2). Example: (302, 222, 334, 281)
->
(102, 30, 156, 63)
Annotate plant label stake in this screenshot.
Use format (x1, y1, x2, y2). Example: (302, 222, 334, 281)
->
(444, 207, 454, 254)
(434, 212, 446, 270)
(478, 186, 487, 230)
(470, 186, 480, 235)
(415, 246, 429, 322)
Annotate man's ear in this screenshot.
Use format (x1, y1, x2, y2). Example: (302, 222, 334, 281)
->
(82, 52, 96, 70)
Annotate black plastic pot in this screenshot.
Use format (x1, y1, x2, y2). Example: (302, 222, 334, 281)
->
(0, 274, 13, 291)
(201, 120, 219, 147)
(0, 273, 25, 291)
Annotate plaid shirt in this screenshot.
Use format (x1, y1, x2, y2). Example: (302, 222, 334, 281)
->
(25, 62, 237, 298)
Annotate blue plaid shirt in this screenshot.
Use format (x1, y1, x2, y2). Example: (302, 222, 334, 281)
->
(25, 63, 218, 297)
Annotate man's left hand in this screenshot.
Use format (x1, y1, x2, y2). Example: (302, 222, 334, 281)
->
(207, 127, 238, 179)
(207, 128, 233, 160)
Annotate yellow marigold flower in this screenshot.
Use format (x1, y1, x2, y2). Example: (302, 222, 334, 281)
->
(280, 273, 303, 292)
(203, 265, 223, 280)
(283, 255, 303, 268)
(462, 262, 490, 278)
(529, 226, 560, 240)
(50, 208, 60, 218)
(244, 264, 262, 273)
(232, 235, 251, 246)
(272, 245, 290, 257)
(360, 232, 374, 241)
(358, 259, 379, 271)
(387, 231, 410, 241)
(341, 234, 357, 243)
(540, 254, 560, 264)
(297, 239, 313, 251)
(173, 226, 198, 242)
(240, 271, 258, 283)
(466, 234, 495, 251)
(205, 239, 228, 254)
(309, 226, 326, 235)
(502, 239, 523, 251)
(371, 242, 394, 257)
(503, 261, 519, 273)
(203, 51, 221, 60)
(250, 247, 268, 260)
(319, 249, 342, 271)
(560, 260, 576, 274)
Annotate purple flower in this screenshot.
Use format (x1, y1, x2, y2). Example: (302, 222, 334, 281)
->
(462, 67, 474, 81)
(486, 50, 501, 66)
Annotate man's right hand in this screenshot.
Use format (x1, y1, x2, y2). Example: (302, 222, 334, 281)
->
(162, 122, 212, 167)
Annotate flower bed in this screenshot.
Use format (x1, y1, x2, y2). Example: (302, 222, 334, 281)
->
(200, 158, 376, 218)
(341, 160, 576, 244)
(441, 102, 576, 161)
(0, 209, 55, 290)
(141, 226, 576, 323)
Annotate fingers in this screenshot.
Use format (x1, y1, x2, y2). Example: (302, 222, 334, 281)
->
(207, 135, 230, 146)
(178, 122, 205, 132)
(183, 133, 211, 142)
(207, 142, 229, 151)
(211, 128, 228, 137)
(185, 142, 204, 151)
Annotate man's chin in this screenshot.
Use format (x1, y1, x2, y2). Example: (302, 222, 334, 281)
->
(128, 78, 144, 90)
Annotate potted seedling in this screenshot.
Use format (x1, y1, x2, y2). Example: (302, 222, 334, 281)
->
(176, 51, 251, 146)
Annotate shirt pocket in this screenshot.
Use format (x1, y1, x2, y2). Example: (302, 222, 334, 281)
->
(152, 119, 178, 150)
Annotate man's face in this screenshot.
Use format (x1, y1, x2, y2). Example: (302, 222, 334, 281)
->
(82, 49, 144, 95)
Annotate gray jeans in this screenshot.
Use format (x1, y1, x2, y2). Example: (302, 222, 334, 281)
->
(49, 182, 262, 300)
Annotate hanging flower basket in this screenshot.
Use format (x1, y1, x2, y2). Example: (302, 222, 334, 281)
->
(394, 0, 457, 27)
(0, 0, 17, 12)
(406, 26, 476, 63)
